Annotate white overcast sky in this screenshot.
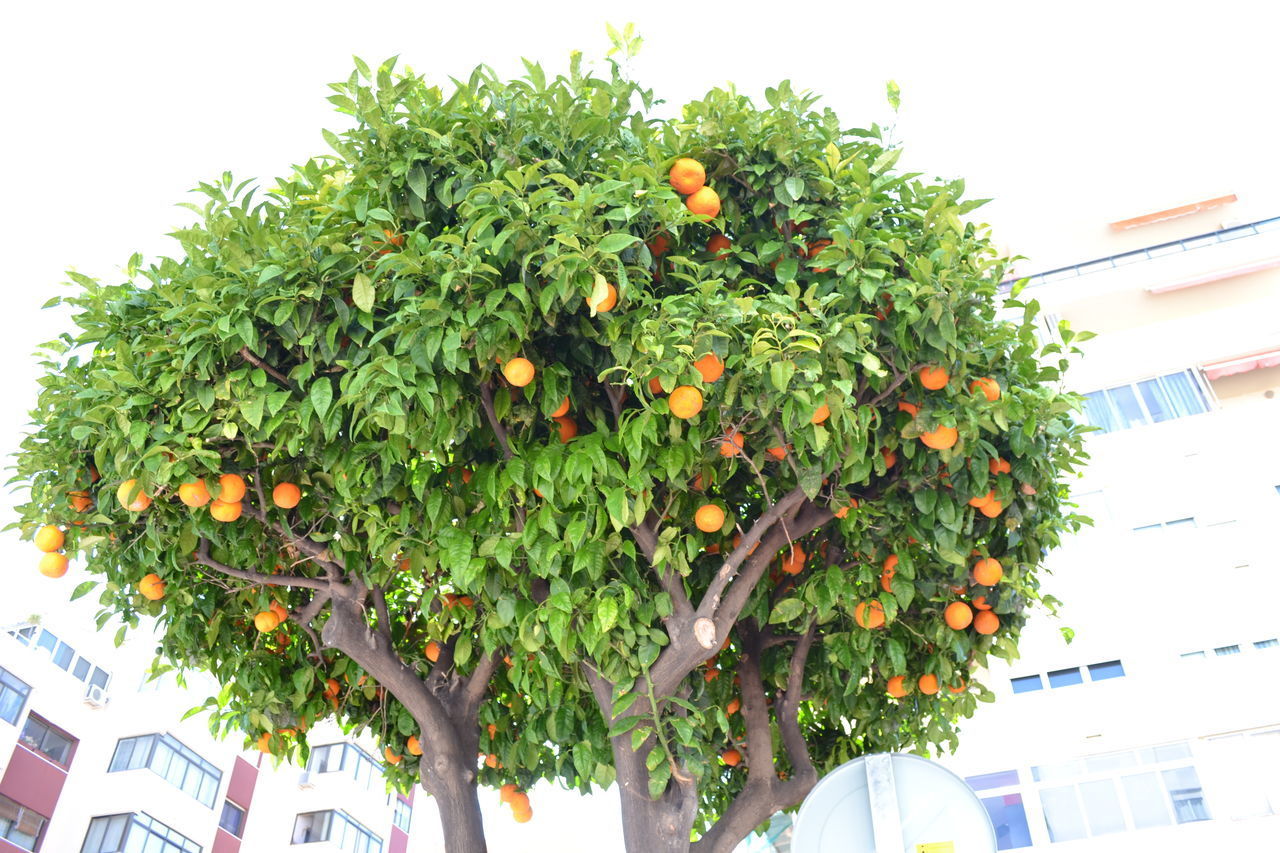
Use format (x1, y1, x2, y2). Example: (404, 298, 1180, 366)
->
(1, 1, 1275, 849)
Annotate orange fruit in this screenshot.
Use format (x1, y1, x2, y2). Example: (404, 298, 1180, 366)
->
(139, 573, 166, 601)
(488, 724, 498, 739)
(668, 386, 703, 419)
(269, 602, 288, 623)
(919, 366, 950, 390)
(210, 500, 242, 522)
(648, 376, 665, 395)
(811, 403, 831, 424)
(974, 610, 1000, 635)
(461, 469, 473, 484)
(177, 479, 209, 508)
(686, 186, 721, 219)
(272, 482, 301, 509)
(695, 504, 726, 533)
(973, 558, 1003, 586)
(704, 667, 720, 683)
(978, 499, 1005, 518)
(34, 524, 64, 553)
(972, 595, 992, 611)
(485, 753, 500, 768)
(257, 732, 272, 753)
(834, 498, 859, 519)
(881, 448, 897, 468)
(726, 697, 740, 715)
(254, 610, 281, 633)
(586, 282, 618, 313)
(897, 401, 920, 417)
(949, 678, 968, 694)
(989, 457, 1012, 475)
(880, 555, 898, 592)
(384, 747, 402, 765)
(780, 545, 806, 575)
(718, 431, 745, 457)
(721, 748, 742, 767)
(944, 601, 973, 630)
(707, 234, 732, 259)
(765, 445, 788, 461)
(218, 473, 246, 502)
(970, 377, 1001, 402)
(500, 783, 519, 804)
(807, 239, 833, 272)
(425, 641, 441, 663)
(550, 396, 570, 418)
(553, 416, 578, 443)
(69, 490, 93, 512)
(920, 425, 959, 450)
(116, 479, 152, 512)
(39, 552, 69, 578)
(854, 600, 885, 629)
(732, 532, 759, 555)
(694, 353, 725, 383)
(648, 233, 671, 257)
(324, 678, 340, 697)
(918, 674, 940, 695)
(968, 490, 995, 508)
(502, 357, 535, 387)
(669, 158, 706, 194)
(512, 803, 533, 823)
(886, 675, 910, 698)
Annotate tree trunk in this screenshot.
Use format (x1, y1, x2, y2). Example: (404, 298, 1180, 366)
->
(427, 770, 488, 853)
(613, 737, 699, 853)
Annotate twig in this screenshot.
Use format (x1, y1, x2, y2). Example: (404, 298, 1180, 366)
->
(239, 346, 294, 389)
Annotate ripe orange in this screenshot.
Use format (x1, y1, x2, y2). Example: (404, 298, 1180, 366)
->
(269, 601, 288, 623)
(384, 747, 402, 765)
(718, 431, 745, 457)
(897, 401, 920, 417)
(648, 233, 672, 257)
(780, 545, 806, 575)
(919, 366, 950, 390)
(731, 533, 758, 555)
(881, 448, 897, 468)
(944, 601, 973, 630)
(500, 783, 519, 804)
(462, 468, 473, 484)
(989, 457, 1012, 475)
(695, 504, 726, 533)
(210, 500, 242, 522)
(920, 425, 959, 450)
(553, 416, 578, 443)
(949, 678, 968, 694)
(39, 553, 69, 578)
(257, 732, 272, 753)
(834, 498, 859, 519)
(854, 600, 885, 629)
(968, 490, 995, 508)
(178, 479, 211, 508)
(880, 555, 898, 592)
(669, 158, 706, 194)
(502, 357, 536, 387)
(69, 490, 93, 512)
(586, 283, 618, 313)
(686, 186, 721, 219)
(648, 377, 665, 395)
(488, 724, 498, 739)
(34, 524, 64, 553)
(550, 396, 570, 418)
(721, 748, 742, 767)
(726, 697, 740, 716)
(918, 674, 940, 695)
(139, 573, 166, 601)
(485, 753, 500, 768)
(810, 403, 831, 425)
(273, 482, 301, 509)
(218, 473, 246, 502)
(694, 353, 725, 383)
(978, 499, 1005, 518)
(974, 610, 1000, 635)
(668, 386, 703, 419)
(425, 641, 441, 663)
(254, 610, 281, 633)
(807, 239, 833, 272)
(886, 675, 910, 698)
(765, 445, 788, 461)
(970, 377, 1001, 401)
(116, 479, 152, 512)
(972, 595, 992, 611)
(510, 791, 530, 811)
(707, 234, 732, 259)
(973, 558, 1003, 586)
(513, 803, 533, 823)
(324, 678, 340, 697)
(704, 667, 720, 683)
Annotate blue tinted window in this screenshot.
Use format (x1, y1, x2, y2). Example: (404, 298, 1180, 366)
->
(1254, 639, 1278, 650)
(966, 770, 1020, 791)
(981, 793, 1032, 850)
(1048, 668, 1084, 688)
(0, 667, 31, 725)
(1011, 675, 1043, 694)
(1087, 660, 1125, 681)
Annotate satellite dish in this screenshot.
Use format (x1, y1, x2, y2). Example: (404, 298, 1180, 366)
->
(791, 752, 996, 853)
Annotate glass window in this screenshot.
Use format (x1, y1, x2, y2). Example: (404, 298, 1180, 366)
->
(8, 626, 37, 645)
(1040, 785, 1088, 842)
(1087, 660, 1125, 681)
(72, 658, 91, 681)
(0, 794, 47, 852)
(979, 793, 1031, 850)
(392, 798, 411, 833)
(1163, 766, 1210, 823)
(36, 630, 58, 655)
(1079, 778, 1126, 835)
(219, 801, 246, 837)
(1105, 385, 1147, 430)
(1082, 370, 1210, 434)
(0, 667, 32, 725)
(82, 813, 201, 853)
(108, 734, 221, 807)
(1214, 645, 1240, 656)
(1033, 759, 1084, 783)
(1140, 742, 1192, 763)
(1180, 651, 1205, 659)
(1122, 772, 1172, 829)
(292, 810, 381, 852)
(1084, 750, 1137, 774)
(308, 743, 382, 792)
(1010, 675, 1043, 694)
(1047, 667, 1084, 688)
(19, 715, 75, 766)
(1253, 639, 1278, 650)
(966, 770, 1020, 791)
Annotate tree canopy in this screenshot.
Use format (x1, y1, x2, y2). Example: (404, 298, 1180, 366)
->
(15, 35, 1087, 853)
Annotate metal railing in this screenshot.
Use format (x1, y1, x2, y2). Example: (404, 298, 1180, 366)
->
(1000, 215, 1280, 293)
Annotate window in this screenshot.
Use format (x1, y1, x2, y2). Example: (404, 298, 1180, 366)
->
(1087, 660, 1125, 681)
(1133, 517, 1196, 533)
(7, 625, 110, 694)
(1207, 729, 1280, 819)
(1082, 369, 1210, 434)
(392, 797, 411, 833)
(109, 734, 222, 807)
(0, 666, 31, 725)
(1254, 638, 1278, 650)
(81, 813, 201, 853)
(8, 626, 37, 645)
(19, 716, 75, 766)
(967, 770, 1021, 791)
(308, 743, 382, 791)
(1181, 650, 1206, 660)
(1011, 675, 1043, 694)
(980, 793, 1032, 850)
(1047, 668, 1084, 688)
(0, 794, 47, 852)
(292, 810, 382, 853)
(219, 801, 246, 837)
(1214, 645, 1241, 656)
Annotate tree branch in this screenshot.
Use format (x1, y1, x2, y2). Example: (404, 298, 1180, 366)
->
(479, 380, 513, 460)
(240, 503, 346, 577)
(194, 538, 329, 590)
(632, 510, 694, 620)
(461, 651, 501, 719)
(371, 585, 393, 645)
(239, 346, 294, 389)
(864, 361, 925, 409)
(777, 620, 820, 788)
(736, 621, 776, 776)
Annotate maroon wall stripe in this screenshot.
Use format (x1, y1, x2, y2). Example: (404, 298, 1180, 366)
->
(211, 827, 242, 853)
(389, 826, 409, 853)
(0, 746, 67, 817)
(226, 756, 258, 809)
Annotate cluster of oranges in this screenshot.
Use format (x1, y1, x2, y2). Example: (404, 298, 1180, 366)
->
(34, 523, 69, 578)
(668, 157, 721, 219)
(500, 783, 533, 823)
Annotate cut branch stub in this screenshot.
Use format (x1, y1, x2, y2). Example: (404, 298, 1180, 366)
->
(693, 617, 718, 650)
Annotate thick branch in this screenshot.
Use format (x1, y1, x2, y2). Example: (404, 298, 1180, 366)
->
(479, 380, 514, 460)
(777, 620, 819, 787)
(736, 621, 776, 776)
(239, 346, 294, 389)
(240, 503, 345, 577)
(371, 585, 393, 644)
(461, 651, 501, 719)
(194, 538, 328, 590)
(632, 510, 694, 620)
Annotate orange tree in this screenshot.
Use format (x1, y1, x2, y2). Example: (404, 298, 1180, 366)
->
(13, 45, 1087, 853)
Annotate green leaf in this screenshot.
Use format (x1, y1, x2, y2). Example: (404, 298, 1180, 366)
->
(770, 598, 805, 624)
(784, 177, 804, 201)
(70, 580, 97, 601)
(310, 380, 333, 420)
(597, 597, 618, 633)
(597, 233, 640, 254)
(352, 273, 375, 312)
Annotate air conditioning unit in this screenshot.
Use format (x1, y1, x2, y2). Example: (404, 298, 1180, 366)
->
(83, 683, 109, 708)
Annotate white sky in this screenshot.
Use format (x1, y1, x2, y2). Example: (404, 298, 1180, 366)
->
(1, 1, 1275, 849)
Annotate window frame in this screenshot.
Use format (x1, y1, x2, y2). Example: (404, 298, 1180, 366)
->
(108, 733, 223, 808)
(80, 812, 202, 853)
(292, 809, 382, 852)
(18, 714, 76, 768)
(218, 800, 247, 838)
(0, 666, 32, 726)
(1081, 368, 1215, 434)
(0, 792, 49, 852)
